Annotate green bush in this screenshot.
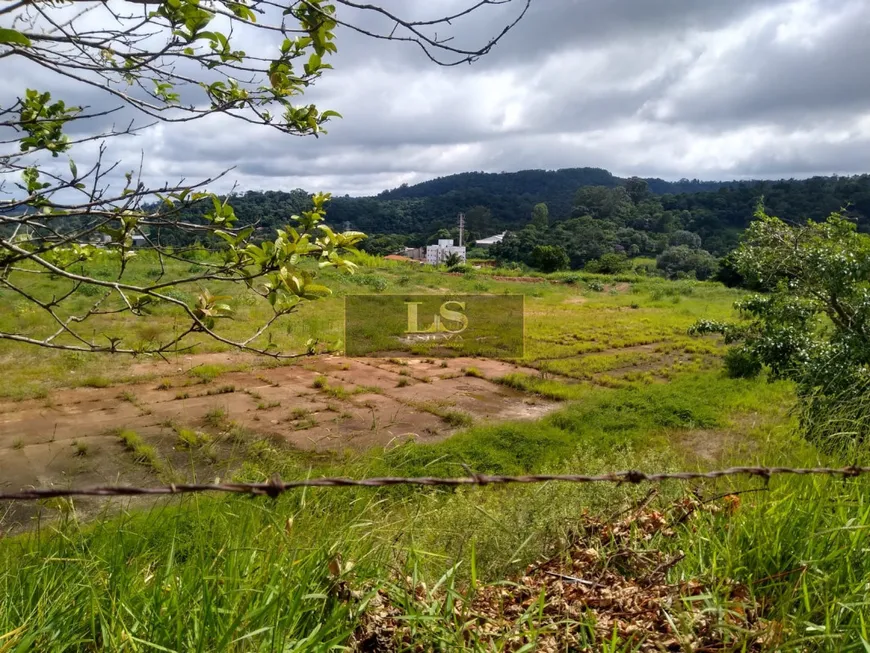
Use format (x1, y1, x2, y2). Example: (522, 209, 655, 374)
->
(584, 252, 631, 274)
(529, 245, 569, 273)
(723, 347, 762, 379)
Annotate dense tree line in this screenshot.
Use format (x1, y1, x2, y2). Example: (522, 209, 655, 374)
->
(145, 170, 870, 273)
(487, 180, 720, 278)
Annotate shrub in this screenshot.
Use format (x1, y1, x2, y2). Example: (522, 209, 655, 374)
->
(585, 252, 631, 275)
(656, 246, 718, 280)
(692, 210, 870, 446)
(723, 347, 762, 379)
(529, 245, 569, 273)
(586, 280, 604, 292)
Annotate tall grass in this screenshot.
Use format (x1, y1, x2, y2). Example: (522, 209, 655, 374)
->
(677, 436, 870, 651)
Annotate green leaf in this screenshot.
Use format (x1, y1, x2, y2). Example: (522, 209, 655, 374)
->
(0, 28, 32, 47)
(300, 284, 331, 299)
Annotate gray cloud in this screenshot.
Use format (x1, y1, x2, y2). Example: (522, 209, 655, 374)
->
(3, 0, 870, 200)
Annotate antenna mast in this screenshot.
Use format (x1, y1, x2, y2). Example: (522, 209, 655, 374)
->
(458, 213, 465, 247)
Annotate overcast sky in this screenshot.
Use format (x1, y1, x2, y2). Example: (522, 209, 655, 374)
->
(6, 0, 870, 197)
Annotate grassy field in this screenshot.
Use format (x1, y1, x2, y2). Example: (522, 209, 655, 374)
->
(1, 255, 869, 651)
(0, 252, 733, 399)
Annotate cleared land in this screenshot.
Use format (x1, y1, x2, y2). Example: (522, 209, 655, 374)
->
(0, 261, 733, 527)
(6, 259, 868, 651)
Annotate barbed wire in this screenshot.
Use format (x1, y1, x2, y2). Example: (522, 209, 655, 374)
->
(1, 465, 869, 501)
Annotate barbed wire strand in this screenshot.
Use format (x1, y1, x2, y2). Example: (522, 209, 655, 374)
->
(1, 465, 869, 501)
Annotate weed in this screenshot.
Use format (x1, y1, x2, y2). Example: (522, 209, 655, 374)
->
(205, 384, 235, 396)
(72, 440, 88, 456)
(81, 376, 111, 388)
(116, 429, 161, 470)
(463, 366, 484, 378)
(397, 378, 410, 388)
(12, 439, 23, 450)
(352, 385, 382, 395)
(175, 428, 211, 450)
(412, 400, 473, 427)
(204, 407, 228, 429)
(289, 407, 311, 420)
(188, 364, 225, 383)
(293, 417, 318, 430)
(257, 400, 282, 410)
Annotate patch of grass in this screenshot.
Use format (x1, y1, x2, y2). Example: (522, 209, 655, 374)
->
(324, 384, 349, 400)
(289, 407, 311, 420)
(116, 429, 161, 470)
(175, 428, 211, 450)
(462, 366, 484, 378)
(256, 400, 282, 410)
(203, 407, 229, 429)
(396, 377, 410, 388)
(311, 375, 354, 400)
(188, 364, 226, 383)
(174, 391, 190, 400)
(80, 376, 111, 388)
(72, 440, 88, 457)
(12, 438, 23, 450)
(293, 416, 318, 430)
(495, 373, 592, 401)
(156, 379, 173, 391)
(204, 384, 235, 396)
(352, 385, 382, 395)
(411, 400, 473, 428)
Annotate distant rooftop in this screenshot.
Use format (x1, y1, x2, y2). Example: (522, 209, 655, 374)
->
(475, 232, 506, 246)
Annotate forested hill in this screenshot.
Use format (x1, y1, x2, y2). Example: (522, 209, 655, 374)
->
(304, 167, 729, 236)
(168, 169, 870, 256)
(371, 168, 726, 204)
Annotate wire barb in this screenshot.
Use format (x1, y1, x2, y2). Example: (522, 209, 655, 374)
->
(1, 465, 869, 502)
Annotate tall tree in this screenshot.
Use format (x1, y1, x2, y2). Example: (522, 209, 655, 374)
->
(531, 202, 549, 229)
(625, 177, 651, 204)
(466, 205, 494, 236)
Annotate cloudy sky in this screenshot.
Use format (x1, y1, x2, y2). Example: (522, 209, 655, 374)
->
(5, 0, 870, 197)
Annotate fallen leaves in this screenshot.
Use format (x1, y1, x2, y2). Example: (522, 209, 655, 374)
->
(352, 496, 776, 652)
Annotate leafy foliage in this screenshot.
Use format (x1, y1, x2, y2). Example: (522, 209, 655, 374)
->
(0, 1, 529, 355)
(656, 245, 718, 280)
(529, 245, 569, 273)
(692, 210, 870, 445)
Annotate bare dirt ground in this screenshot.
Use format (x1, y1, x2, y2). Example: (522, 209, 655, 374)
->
(0, 353, 559, 528)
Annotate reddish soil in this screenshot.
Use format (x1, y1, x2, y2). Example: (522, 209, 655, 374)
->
(0, 353, 559, 530)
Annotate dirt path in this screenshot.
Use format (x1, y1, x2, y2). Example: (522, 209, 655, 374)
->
(0, 353, 560, 529)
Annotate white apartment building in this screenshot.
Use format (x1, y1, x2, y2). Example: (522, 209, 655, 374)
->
(425, 239, 466, 265)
